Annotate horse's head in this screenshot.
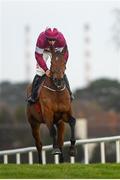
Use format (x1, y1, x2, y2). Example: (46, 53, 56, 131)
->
(50, 47, 66, 89)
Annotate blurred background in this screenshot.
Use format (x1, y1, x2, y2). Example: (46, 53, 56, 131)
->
(1, 0, 120, 163)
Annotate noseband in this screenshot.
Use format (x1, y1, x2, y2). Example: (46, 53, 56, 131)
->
(43, 84, 66, 92)
(42, 75, 65, 92)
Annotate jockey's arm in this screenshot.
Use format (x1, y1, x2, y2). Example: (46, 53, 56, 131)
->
(35, 51, 48, 72)
(35, 32, 49, 72)
(58, 33, 69, 62)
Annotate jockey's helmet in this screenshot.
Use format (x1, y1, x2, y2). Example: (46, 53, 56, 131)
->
(45, 28, 59, 40)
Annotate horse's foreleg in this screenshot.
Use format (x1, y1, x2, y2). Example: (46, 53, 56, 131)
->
(69, 116, 76, 156)
(56, 121, 65, 162)
(44, 110, 61, 155)
(46, 121, 60, 155)
(30, 121, 42, 163)
(50, 124, 57, 148)
(49, 124, 61, 154)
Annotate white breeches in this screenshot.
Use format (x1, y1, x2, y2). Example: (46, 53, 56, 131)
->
(36, 51, 52, 76)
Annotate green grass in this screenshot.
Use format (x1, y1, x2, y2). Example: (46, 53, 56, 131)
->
(0, 163, 120, 179)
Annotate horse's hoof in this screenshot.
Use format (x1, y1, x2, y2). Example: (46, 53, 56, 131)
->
(52, 148, 61, 155)
(69, 146, 77, 156)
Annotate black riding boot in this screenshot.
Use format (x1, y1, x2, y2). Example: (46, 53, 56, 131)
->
(64, 74, 74, 101)
(28, 74, 45, 104)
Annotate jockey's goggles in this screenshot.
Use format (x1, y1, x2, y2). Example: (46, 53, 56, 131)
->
(47, 38, 57, 41)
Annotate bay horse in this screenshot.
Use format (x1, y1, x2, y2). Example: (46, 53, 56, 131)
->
(26, 47, 76, 163)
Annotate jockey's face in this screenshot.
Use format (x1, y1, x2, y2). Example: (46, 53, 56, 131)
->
(48, 39, 56, 46)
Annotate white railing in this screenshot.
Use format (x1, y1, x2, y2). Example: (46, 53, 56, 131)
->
(0, 135, 120, 164)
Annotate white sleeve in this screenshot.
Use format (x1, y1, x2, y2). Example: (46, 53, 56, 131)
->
(35, 46, 44, 54)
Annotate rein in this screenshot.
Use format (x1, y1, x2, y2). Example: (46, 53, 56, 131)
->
(43, 85, 66, 92)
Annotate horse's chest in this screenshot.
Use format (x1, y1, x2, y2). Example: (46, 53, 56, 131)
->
(41, 93, 70, 112)
(54, 102, 69, 112)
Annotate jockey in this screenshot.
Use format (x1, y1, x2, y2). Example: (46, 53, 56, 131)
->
(28, 27, 73, 104)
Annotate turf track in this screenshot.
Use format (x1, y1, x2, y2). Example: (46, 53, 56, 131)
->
(0, 163, 120, 179)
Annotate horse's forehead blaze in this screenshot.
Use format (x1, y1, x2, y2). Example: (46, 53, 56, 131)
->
(56, 56, 59, 61)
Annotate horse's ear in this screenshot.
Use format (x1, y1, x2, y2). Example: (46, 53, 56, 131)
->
(61, 45, 67, 55)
